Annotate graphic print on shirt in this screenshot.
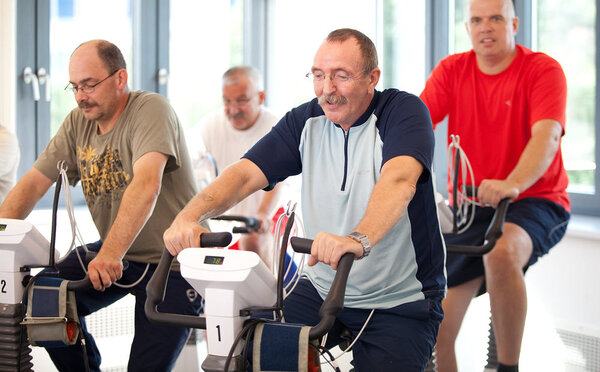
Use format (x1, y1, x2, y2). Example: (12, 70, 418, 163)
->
(78, 144, 131, 207)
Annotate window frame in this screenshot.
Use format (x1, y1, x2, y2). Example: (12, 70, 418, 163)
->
(568, 0, 600, 215)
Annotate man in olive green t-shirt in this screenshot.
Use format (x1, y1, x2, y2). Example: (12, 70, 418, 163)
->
(0, 40, 202, 372)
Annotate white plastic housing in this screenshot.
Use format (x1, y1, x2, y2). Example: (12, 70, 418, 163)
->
(178, 248, 277, 356)
(0, 218, 55, 304)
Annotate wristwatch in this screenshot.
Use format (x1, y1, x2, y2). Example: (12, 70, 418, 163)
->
(347, 231, 372, 260)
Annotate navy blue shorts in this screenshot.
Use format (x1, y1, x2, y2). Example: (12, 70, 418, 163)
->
(283, 279, 444, 372)
(444, 197, 570, 293)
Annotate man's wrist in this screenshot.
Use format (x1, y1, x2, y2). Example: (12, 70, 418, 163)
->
(347, 231, 372, 260)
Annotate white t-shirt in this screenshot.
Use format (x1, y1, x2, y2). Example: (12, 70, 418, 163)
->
(188, 108, 279, 217)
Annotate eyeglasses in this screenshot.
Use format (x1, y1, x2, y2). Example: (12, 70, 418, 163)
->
(305, 71, 357, 85)
(223, 94, 257, 108)
(64, 70, 119, 94)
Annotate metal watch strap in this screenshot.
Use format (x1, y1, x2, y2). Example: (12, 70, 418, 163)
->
(347, 231, 371, 260)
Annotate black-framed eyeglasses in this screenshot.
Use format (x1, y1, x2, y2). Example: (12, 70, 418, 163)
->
(64, 69, 119, 94)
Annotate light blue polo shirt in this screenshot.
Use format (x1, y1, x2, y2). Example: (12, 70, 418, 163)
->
(244, 89, 446, 309)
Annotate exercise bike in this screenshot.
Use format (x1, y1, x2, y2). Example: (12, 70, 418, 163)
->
(0, 185, 107, 371)
(145, 210, 353, 372)
(0, 218, 55, 371)
(426, 135, 510, 372)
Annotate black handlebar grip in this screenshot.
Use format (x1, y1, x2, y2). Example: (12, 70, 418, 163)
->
(200, 231, 233, 247)
(446, 197, 510, 255)
(212, 215, 260, 232)
(232, 227, 250, 234)
(289, 236, 355, 340)
(290, 236, 312, 254)
(464, 185, 478, 197)
(310, 253, 354, 339)
(483, 197, 510, 243)
(144, 249, 207, 328)
(66, 276, 93, 291)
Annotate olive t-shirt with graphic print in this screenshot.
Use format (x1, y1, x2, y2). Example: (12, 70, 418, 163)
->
(35, 90, 201, 264)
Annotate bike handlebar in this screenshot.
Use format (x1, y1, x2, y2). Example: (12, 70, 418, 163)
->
(144, 232, 232, 328)
(66, 252, 130, 291)
(290, 237, 354, 340)
(446, 185, 511, 255)
(212, 215, 260, 234)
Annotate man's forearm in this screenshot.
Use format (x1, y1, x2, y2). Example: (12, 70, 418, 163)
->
(354, 156, 422, 247)
(99, 177, 160, 259)
(506, 119, 562, 193)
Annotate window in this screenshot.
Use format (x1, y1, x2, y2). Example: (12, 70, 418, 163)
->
(381, 1, 426, 94)
(19, 0, 597, 215)
(267, 0, 426, 116)
(268, 0, 377, 115)
(536, 0, 596, 196)
(167, 0, 244, 134)
(49, 0, 134, 136)
(453, 0, 472, 53)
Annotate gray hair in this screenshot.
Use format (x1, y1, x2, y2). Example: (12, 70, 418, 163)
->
(222, 65, 264, 91)
(326, 28, 378, 75)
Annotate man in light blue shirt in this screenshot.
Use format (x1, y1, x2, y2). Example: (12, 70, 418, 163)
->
(164, 28, 445, 371)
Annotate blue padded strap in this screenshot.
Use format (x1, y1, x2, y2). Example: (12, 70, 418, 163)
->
(30, 277, 65, 318)
(34, 276, 64, 287)
(253, 322, 312, 372)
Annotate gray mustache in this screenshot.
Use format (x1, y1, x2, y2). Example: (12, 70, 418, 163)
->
(228, 112, 246, 119)
(318, 94, 347, 106)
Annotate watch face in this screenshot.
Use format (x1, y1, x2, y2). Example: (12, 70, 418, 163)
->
(348, 232, 371, 257)
(350, 232, 366, 240)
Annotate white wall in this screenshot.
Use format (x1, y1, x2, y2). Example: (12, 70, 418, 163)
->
(0, 0, 15, 132)
(527, 223, 600, 337)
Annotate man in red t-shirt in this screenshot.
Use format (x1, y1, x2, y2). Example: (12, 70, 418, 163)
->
(420, 1, 570, 371)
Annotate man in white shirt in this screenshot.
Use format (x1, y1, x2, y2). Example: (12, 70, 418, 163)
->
(190, 66, 283, 268)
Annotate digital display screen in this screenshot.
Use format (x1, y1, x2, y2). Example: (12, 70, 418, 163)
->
(204, 256, 225, 265)
(0, 224, 6, 231)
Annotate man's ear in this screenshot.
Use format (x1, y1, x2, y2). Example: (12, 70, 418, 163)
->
(368, 68, 381, 88)
(258, 91, 266, 105)
(116, 69, 128, 90)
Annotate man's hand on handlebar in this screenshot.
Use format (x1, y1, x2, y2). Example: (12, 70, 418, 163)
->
(309, 232, 364, 270)
(88, 250, 124, 291)
(478, 179, 520, 208)
(255, 212, 273, 234)
(163, 214, 210, 256)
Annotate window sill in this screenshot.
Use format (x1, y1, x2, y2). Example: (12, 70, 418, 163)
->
(566, 214, 600, 240)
